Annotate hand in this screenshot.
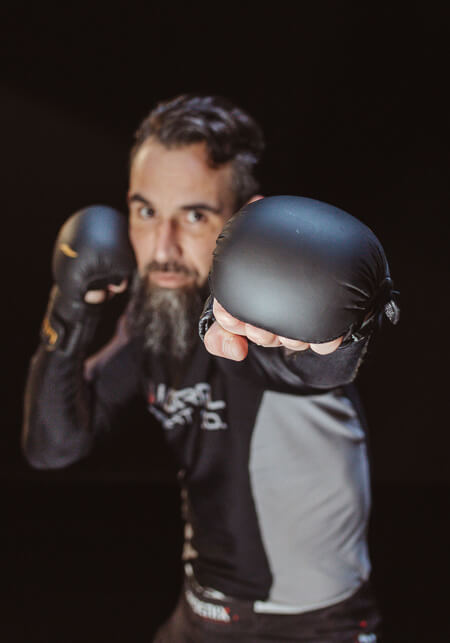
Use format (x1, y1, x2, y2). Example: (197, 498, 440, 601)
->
(50, 205, 135, 320)
(204, 300, 343, 361)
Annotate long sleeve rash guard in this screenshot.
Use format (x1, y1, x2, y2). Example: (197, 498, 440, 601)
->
(23, 314, 372, 612)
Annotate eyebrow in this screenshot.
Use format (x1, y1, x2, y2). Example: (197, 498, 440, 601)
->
(181, 203, 222, 215)
(128, 193, 151, 205)
(128, 193, 222, 215)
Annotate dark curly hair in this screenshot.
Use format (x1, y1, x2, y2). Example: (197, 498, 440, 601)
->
(130, 94, 265, 210)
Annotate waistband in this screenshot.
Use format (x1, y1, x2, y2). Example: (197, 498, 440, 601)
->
(181, 565, 380, 641)
(184, 564, 361, 616)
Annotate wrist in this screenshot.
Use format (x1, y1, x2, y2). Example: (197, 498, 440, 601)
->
(41, 285, 102, 354)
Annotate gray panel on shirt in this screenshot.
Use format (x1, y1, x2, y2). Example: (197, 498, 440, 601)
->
(249, 389, 371, 611)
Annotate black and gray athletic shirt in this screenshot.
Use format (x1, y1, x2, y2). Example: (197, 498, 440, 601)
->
(23, 316, 372, 613)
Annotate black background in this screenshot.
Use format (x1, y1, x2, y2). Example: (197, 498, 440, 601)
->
(1, 2, 449, 641)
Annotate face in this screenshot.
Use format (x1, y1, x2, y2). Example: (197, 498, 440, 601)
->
(128, 139, 236, 289)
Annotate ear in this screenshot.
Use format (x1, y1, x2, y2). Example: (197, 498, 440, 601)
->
(246, 194, 264, 205)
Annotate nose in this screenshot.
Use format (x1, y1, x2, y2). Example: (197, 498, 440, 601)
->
(154, 219, 181, 264)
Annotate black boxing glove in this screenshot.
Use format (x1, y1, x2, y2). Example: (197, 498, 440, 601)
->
(200, 195, 398, 344)
(41, 205, 136, 353)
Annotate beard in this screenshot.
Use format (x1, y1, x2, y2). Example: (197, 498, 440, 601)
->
(126, 261, 206, 370)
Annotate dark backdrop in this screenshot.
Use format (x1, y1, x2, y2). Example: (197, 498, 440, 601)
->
(1, 3, 449, 641)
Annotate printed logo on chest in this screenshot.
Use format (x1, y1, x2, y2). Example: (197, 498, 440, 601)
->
(148, 382, 227, 431)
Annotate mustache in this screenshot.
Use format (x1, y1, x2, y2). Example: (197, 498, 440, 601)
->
(144, 261, 199, 279)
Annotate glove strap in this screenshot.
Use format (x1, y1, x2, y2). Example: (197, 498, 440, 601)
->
(41, 286, 102, 354)
(198, 294, 215, 342)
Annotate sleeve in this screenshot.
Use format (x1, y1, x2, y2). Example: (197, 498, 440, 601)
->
(22, 314, 142, 469)
(246, 335, 370, 390)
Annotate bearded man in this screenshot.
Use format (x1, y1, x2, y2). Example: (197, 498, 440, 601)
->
(23, 95, 390, 642)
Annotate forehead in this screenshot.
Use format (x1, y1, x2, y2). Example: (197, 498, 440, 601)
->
(129, 139, 233, 204)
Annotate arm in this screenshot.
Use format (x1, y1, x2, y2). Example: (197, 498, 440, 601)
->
(22, 205, 136, 469)
(202, 298, 371, 391)
(23, 306, 100, 469)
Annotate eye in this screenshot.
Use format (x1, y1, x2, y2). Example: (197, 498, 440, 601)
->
(137, 205, 155, 219)
(185, 210, 206, 224)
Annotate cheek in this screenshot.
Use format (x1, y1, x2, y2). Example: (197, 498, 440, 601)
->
(190, 238, 217, 276)
(129, 228, 154, 271)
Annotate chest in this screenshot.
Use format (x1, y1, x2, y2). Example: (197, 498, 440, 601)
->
(145, 350, 262, 477)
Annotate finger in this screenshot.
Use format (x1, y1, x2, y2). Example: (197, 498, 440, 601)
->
(213, 300, 281, 346)
(278, 336, 310, 351)
(84, 289, 107, 304)
(244, 323, 281, 347)
(204, 321, 248, 361)
(310, 336, 343, 355)
(213, 299, 247, 335)
(108, 278, 128, 294)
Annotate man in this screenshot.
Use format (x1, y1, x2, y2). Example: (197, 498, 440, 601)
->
(23, 94, 389, 641)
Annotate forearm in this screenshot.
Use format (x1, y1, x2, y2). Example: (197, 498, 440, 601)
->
(22, 205, 136, 469)
(22, 343, 96, 469)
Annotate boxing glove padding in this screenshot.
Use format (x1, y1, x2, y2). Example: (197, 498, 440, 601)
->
(42, 205, 136, 351)
(209, 196, 396, 344)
